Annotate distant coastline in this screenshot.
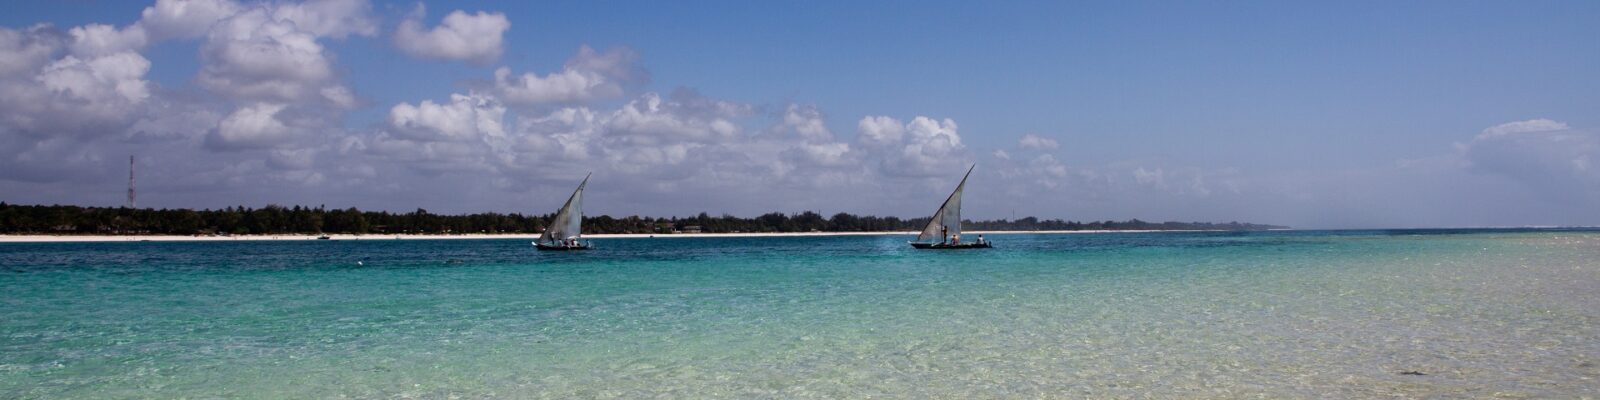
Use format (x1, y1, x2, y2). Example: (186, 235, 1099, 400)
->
(0, 230, 1217, 243)
(0, 202, 1289, 237)
(13, 227, 1600, 243)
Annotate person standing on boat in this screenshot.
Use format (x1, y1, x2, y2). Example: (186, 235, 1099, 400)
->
(941, 226, 949, 244)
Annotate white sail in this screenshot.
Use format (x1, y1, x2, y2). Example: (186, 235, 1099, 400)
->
(915, 165, 974, 243)
(540, 173, 590, 244)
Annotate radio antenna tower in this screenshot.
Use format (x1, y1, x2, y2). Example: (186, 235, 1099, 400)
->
(127, 155, 136, 209)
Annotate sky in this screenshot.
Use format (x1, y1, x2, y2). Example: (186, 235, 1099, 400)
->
(1, 0, 1597, 229)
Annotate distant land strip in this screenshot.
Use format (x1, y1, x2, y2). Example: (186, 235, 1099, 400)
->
(0, 202, 1288, 236)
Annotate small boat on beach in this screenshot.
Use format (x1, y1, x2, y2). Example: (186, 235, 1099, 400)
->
(910, 165, 992, 249)
(534, 173, 592, 251)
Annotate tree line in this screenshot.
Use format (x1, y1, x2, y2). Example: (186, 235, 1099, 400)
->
(0, 202, 1287, 235)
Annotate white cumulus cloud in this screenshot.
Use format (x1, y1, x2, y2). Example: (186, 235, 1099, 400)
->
(0, 25, 63, 76)
(197, 8, 335, 102)
(0, 26, 152, 140)
(207, 102, 293, 150)
(782, 104, 833, 143)
(138, 0, 243, 40)
(494, 46, 645, 105)
(858, 115, 966, 177)
(36, 52, 152, 105)
(388, 93, 506, 142)
(66, 23, 149, 57)
(604, 92, 742, 146)
(856, 115, 904, 147)
(394, 6, 509, 64)
(268, 0, 376, 39)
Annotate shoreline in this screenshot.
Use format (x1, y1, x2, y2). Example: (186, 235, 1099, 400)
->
(0, 230, 1192, 243)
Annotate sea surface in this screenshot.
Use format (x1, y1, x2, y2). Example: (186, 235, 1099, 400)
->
(2, 230, 1598, 398)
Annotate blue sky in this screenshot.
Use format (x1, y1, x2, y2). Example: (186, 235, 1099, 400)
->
(1, 0, 1597, 228)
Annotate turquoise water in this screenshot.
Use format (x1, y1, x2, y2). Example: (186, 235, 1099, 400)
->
(3, 230, 1599, 398)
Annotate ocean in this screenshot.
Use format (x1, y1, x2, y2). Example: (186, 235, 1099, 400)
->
(2, 230, 1598, 398)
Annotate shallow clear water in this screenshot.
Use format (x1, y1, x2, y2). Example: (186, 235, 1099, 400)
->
(3, 230, 1599, 398)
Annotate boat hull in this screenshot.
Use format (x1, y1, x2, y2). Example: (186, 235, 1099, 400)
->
(909, 242, 993, 249)
(534, 242, 591, 251)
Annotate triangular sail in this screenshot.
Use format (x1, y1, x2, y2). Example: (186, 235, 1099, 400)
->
(915, 165, 974, 243)
(540, 173, 589, 244)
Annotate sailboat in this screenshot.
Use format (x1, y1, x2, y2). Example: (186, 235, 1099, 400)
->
(534, 173, 592, 251)
(909, 165, 992, 249)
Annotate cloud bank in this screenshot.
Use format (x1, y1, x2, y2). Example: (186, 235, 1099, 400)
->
(0, 1, 1595, 229)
